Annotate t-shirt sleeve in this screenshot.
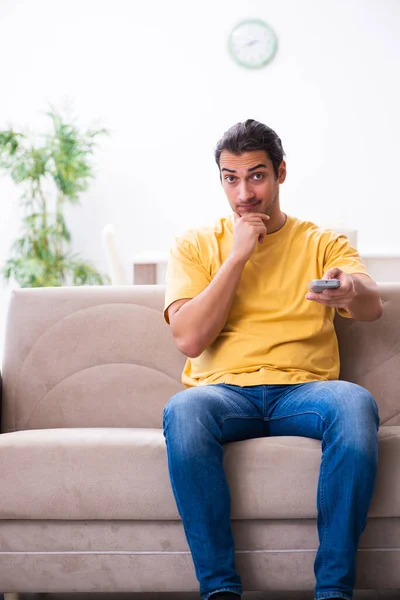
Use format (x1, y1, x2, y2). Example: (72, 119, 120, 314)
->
(163, 236, 211, 324)
(323, 234, 370, 319)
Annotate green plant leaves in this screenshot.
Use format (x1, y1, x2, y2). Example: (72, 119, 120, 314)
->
(0, 110, 109, 287)
(46, 109, 108, 203)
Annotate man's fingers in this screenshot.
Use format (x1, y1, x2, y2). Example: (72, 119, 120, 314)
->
(306, 294, 353, 307)
(321, 289, 348, 298)
(240, 213, 270, 223)
(256, 213, 270, 223)
(255, 226, 267, 238)
(237, 216, 268, 233)
(241, 218, 269, 230)
(308, 293, 350, 302)
(323, 268, 342, 280)
(234, 212, 268, 245)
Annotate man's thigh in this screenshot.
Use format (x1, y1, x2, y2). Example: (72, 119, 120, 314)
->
(164, 383, 267, 444)
(266, 380, 379, 440)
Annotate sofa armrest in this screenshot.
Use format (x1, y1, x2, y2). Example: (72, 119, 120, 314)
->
(0, 369, 2, 433)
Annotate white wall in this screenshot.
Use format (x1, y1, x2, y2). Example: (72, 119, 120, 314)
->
(0, 0, 399, 284)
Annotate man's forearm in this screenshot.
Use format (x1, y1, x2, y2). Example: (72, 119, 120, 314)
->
(347, 274, 383, 321)
(171, 254, 246, 357)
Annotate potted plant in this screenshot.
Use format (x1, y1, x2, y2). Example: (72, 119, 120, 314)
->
(0, 109, 109, 287)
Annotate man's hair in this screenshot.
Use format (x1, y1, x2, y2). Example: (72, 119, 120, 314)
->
(215, 119, 285, 179)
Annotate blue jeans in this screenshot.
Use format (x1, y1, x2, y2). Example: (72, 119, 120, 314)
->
(163, 381, 379, 600)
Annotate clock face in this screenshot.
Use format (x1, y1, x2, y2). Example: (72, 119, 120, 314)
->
(228, 19, 278, 69)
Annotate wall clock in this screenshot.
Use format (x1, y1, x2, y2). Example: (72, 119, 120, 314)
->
(228, 19, 278, 69)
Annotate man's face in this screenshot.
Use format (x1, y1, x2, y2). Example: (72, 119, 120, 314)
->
(219, 150, 286, 217)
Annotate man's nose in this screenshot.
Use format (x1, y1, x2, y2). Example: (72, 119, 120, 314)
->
(238, 181, 255, 203)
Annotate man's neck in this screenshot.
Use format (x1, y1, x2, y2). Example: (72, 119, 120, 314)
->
(267, 211, 287, 234)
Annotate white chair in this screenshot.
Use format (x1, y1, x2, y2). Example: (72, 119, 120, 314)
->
(101, 224, 131, 285)
(0, 278, 19, 367)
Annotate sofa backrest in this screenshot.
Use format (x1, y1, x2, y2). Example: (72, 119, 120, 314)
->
(1, 284, 399, 433)
(1, 286, 185, 433)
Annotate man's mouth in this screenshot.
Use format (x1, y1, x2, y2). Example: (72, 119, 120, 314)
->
(238, 200, 261, 210)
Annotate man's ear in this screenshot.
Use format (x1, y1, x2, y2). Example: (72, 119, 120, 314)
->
(278, 160, 287, 184)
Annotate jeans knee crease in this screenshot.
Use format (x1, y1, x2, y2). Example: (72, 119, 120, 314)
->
(218, 414, 263, 427)
(267, 410, 329, 425)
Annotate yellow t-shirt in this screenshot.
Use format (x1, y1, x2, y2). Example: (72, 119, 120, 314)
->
(164, 214, 369, 387)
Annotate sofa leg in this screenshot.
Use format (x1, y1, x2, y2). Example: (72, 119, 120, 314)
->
(4, 594, 20, 600)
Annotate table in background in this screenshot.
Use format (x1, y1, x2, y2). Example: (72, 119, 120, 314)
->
(132, 251, 400, 285)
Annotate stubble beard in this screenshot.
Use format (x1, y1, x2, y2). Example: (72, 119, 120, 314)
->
(261, 186, 280, 217)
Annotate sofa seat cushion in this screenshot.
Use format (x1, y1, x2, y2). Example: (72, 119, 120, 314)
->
(0, 427, 398, 520)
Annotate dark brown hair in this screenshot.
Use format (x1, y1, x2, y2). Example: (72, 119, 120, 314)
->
(215, 119, 285, 178)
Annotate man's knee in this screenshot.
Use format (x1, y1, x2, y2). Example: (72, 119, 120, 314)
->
(164, 388, 194, 425)
(324, 382, 379, 454)
(329, 381, 378, 422)
(163, 386, 214, 430)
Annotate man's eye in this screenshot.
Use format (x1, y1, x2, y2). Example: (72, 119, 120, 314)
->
(252, 173, 264, 180)
(225, 176, 236, 183)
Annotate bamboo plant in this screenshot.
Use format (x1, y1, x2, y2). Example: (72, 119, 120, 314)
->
(0, 110, 109, 287)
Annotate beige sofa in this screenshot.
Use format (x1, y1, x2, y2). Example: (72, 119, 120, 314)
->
(0, 284, 400, 597)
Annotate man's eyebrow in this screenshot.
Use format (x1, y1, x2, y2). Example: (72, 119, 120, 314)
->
(220, 163, 268, 173)
(248, 163, 267, 172)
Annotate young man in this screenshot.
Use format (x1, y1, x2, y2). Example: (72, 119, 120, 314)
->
(162, 120, 382, 600)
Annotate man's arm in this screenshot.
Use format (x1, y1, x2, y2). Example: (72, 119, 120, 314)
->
(346, 273, 383, 321)
(168, 254, 247, 358)
(305, 267, 383, 321)
(168, 212, 270, 358)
